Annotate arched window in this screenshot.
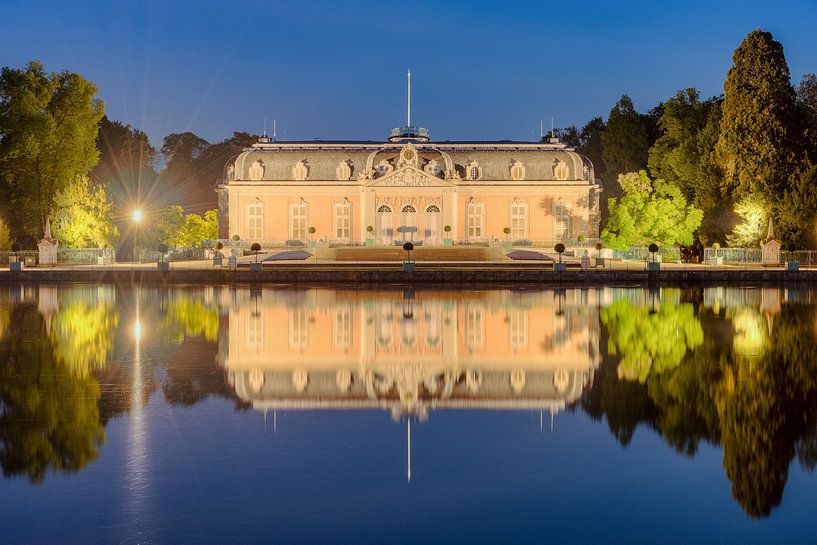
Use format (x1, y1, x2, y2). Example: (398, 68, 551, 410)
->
(247, 200, 264, 239)
(377, 205, 393, 244)
(466, 161, 481, 180)
(290, 199, 308, 240)
(334, 199, 352, 241)
(425, 205, 441, 244)
(400, 205, 417, 242)
(510, 199, 528, 239)
(466, 199, 484, 240)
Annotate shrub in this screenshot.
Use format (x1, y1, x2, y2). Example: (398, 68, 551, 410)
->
(285, 239, 306, 247)
(512, 239, 533, 246)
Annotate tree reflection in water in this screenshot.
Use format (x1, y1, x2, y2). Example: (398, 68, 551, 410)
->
(0, 302, 106, 483)
(591, 288, 817, 518)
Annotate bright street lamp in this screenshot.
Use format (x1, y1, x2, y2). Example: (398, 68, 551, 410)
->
(132, 208, 143, 263)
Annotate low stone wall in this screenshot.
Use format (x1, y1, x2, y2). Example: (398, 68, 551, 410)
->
(1, 267, 816, 286)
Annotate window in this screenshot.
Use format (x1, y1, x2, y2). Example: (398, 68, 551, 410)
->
(466, 199, 484, 240)
(247, 200, 264, 239)
(466, 306, 484, 351)
(377, 204, 393, 244)
(553, 200, 571, 240)
(289, 308, 309, 349)
(510, 199, 528, 239)
(290, 200, 308, 240)
(510, 160, 525, 181)
(425, 205, 441, 244)
(334, 307, 352, 350)
(247, 313, 264, 349)
(336, 160, 351, 181)
(292, 160, 308, 181)
(554, 160, 569, 180)
(400, 205, 417, 242)
(334, 199, 352, 241)
(248, 160, 264, 180)
(466, 162, 481, 180)
(509, 310, 528, 350)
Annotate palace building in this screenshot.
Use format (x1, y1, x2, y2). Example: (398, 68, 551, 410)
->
(217, 78, 601, 246)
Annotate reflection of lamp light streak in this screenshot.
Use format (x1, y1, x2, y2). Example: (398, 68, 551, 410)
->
(407, 418, 411, 483)
(127, 290, 148, 537)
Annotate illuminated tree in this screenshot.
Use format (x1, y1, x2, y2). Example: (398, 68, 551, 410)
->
(601, 298, 704, 382)
(727, 195, 769, 247)
(52, 175, 119, 248)
(602, 170, 703, 250)
(0, 61, 104, 244)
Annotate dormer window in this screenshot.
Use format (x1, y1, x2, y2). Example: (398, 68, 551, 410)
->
(292, 160, 308, 181)
(510, 160, 526, 181)
(554, 159, 569, 181)
(248, 160, 265, 181)
(466, 161, 481, 181)
(336, 160, 352, 181)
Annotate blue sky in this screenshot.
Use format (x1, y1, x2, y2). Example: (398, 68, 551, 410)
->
(2, 0, 816, 147)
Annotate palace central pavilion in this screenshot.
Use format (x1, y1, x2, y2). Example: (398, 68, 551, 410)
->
(217, 123, 602, 246)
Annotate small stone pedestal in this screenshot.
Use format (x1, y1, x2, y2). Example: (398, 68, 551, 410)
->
(38, 219, 58, 267)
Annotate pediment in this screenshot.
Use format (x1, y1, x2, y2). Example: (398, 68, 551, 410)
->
(366, 166, 453, 188)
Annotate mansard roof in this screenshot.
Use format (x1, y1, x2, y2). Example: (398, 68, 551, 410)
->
(225, 137, 597, 184)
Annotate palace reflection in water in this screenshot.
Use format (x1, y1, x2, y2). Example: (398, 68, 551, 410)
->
(219, 289, 600, 421)
(1, 283, 817, 537)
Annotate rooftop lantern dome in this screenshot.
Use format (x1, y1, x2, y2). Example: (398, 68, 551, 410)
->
(388, 69, 430, 143)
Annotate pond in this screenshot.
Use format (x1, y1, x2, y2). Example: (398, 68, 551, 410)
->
(0, 284, 816, 544)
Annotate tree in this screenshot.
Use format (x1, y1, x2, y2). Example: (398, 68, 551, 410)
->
(602, 96, 651, 185)
(577, 116, 605, 180)
(0, 303, 105, 483)
(0, 61, 104, 244)
(778, 164, 817, 248)
(159, 131, 256, 214)
(648, 89, 717, 199)
(797, 74, 817, 164)
(602, 170, 703, 250)
(602, 298, 704, 383)
(52, 175, 119, 248)
(727, 195, 769, 247)
(716, 30, 804, 200)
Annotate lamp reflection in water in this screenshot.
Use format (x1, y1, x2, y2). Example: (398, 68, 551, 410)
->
(126, 289, 150, 538)
(221, 288, 602, 481)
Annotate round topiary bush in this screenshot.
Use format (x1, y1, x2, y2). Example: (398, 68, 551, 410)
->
(648, 243, 659, 253)
(554, 243, 565, 254)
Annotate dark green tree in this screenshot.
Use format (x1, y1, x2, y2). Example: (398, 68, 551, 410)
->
(797, 73, 817, 164)
(0, 61, 104, 244)
(577, 116, 605, 181)
(648, 89, 717, 198)
(716, 30, 804, 200)
(602, 95, 650, 185)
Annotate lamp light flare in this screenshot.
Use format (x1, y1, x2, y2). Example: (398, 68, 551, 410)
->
(132, 209, 143, 223)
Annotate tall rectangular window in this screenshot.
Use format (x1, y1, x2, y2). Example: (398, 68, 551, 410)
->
(247, 201, 264, 239)
(510, 200, 528, 239)
(334, 200, 352, 241)
(553, 200, 572, 241)
(290, 201, 308, 240)
(466, 306, 484, 351)
(334, 307, 352, 350)
(289, 308, 309, 349)
(466, 201, 484, 240)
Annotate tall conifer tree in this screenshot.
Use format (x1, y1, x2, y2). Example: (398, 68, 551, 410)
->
(716, 30, 803, 199)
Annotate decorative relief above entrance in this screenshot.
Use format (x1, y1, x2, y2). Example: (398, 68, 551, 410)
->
(367, 166, 455, 188)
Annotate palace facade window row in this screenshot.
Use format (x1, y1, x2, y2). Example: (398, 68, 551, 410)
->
(243, 198, 574, 242)
(241, 158, 574, 182)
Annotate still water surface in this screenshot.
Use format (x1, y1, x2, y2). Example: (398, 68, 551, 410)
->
(1, 284, 816, 544)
